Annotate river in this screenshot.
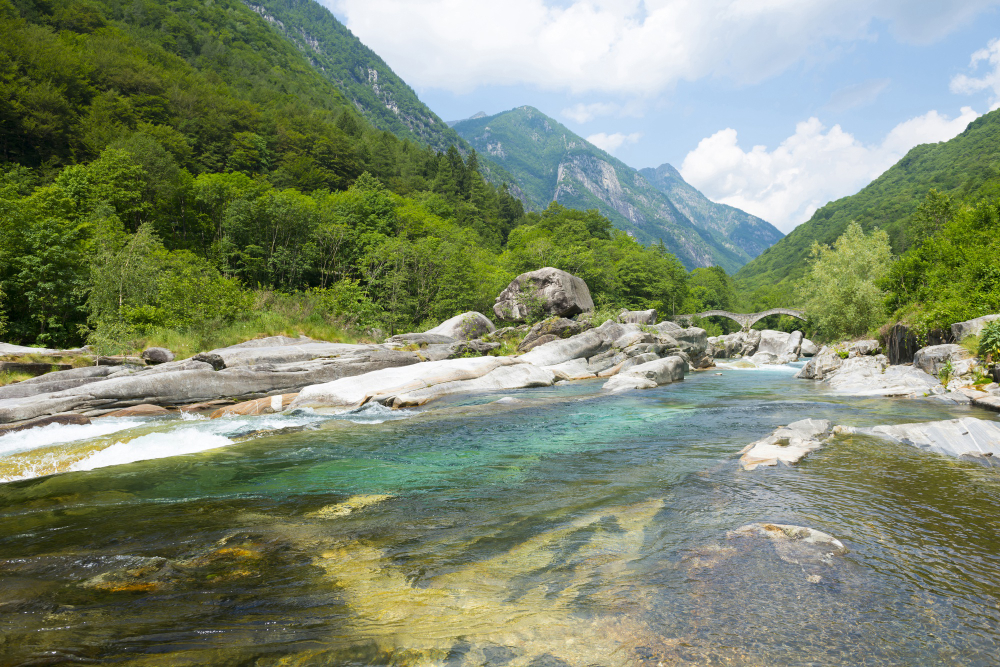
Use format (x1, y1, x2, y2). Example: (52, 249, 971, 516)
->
(1, 364, 998, 666)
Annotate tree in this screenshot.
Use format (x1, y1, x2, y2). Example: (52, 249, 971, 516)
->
(804, 221, 894, 340)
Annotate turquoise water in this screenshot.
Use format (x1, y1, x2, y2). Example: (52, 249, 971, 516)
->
(1, 367, 999, 666)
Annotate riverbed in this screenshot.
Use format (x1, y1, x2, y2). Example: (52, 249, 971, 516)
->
(1, 364, 998, 666)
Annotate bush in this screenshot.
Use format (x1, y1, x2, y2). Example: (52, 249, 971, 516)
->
(979, 320, 1000, 363)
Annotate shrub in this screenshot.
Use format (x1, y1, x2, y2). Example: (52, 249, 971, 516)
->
(979, 320, 1000, 364)
(938, 359, 954, 389)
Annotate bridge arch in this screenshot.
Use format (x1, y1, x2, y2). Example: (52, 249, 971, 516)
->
(677, 308, 806, 332)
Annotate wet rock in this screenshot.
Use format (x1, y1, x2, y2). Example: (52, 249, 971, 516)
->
(602, 356, 686, 392)
(493, 267, 594, 322)
(727, 523, 847, 565)
(834, 417, 1000, 460)
(141, 347, 175, 365)
(425, 311, 496, 341)
(618, 309, 657, 325)
(100, 404, 171, 418)
(951, 314, 1000, 341)
(738, 419, 832, 470)
(913, 344, 972, 377)
(0, 413, 91, 435)
(211, 394, 298, 418)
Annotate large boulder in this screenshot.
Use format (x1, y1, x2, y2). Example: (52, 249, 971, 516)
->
(795, 346, 843, 380)
(756, 330, 793, 356)
(848, 339, 880, 357)
(602, 356, 686, 392)
(951, 314, 1000, 341)
(824, 355, 939, 396)
(618, 309, 657, 325)
(493, 267, 594, 322)
(883, 323, 920, 365)
(835, 417, 1000, 461)
(425, 312, 496, 341)
(517, 317, 589, 353)
(913, 344, 972, 377)
(711, 330, 761, 358)
(141, 347, 175, 365)
(800, 339, 819, 357)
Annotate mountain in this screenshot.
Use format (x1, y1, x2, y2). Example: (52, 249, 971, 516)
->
(736, 108, 1000, 291)
(240, 0, 462, 153)
(452, 106, 781, 271)
(638, 164, 783, 260)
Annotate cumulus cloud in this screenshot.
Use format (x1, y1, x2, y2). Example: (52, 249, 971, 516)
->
(586, 131, 642, 153)
(951, 38, 1000, 109)
(680, 107, 980, 232)
(322, 0, 1000, 95)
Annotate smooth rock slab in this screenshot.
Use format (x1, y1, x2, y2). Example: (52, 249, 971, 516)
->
(425, 311, 496, 341)
(291, 357, 555, 411)
(824, 356, 940, 396)
(739, 419, 832, 470)
(602, 356, 686, 392)
(834, 417, 1000, 460)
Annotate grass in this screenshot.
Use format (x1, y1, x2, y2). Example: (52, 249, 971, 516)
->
(0, 371, 34, 386)
(0, 354, 93, 368)
(959, 334, 980, 357)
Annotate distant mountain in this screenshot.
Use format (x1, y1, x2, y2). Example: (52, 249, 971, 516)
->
(453, 106, 780, 271)
(638, 164, 783, 260)
(242, 0, 462, 152)
(736, 108, 1000, 290)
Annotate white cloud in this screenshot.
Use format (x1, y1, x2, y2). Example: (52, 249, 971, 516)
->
(951, 38, 1000, 109)
(586, 131, 642, 153)
(562, 102, 622, 123)
(322, 0, 1000, 95)
(680, 107, 980, 233)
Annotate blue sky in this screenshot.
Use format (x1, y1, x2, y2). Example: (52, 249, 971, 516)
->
(322, 1, 1000, 232)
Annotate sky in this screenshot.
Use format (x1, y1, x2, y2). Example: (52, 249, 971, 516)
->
(320, 1, 1000, 233)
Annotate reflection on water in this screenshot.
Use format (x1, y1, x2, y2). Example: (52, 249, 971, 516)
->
(0, 368, 998, 666)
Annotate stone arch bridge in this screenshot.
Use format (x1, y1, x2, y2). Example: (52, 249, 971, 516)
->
(677, 308, 806, 332)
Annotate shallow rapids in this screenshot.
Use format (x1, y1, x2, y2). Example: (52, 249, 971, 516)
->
(0, 367, 998, 666)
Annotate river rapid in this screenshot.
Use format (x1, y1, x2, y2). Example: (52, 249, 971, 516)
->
(1, 364, 998, 666)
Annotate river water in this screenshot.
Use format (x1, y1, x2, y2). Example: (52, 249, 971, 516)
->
(1, 364, 999, 666)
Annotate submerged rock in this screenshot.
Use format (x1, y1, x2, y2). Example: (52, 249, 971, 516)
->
(727, 523, 847, 567)
(493, 267, 594, 322)
(834, 417, 1000, 461)
(739, 419, 833, 470)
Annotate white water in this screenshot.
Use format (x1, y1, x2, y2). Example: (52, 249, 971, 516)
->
(69, 431, 235, 471)
(0, 419, 145, 457)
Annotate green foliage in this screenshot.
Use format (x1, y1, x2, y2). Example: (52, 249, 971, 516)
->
(804, 221, 894, 341)
(883, 198, 1000, 335)
(738, 108, 1000, 291)
(938, 359, 954, 389)
(979, 320, 1000, 364)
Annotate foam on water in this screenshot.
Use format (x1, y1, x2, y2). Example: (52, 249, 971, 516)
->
(715, 360, 802, 373)
(342, 402, 412, 424)
(69, 430, 235, 472)
(0, 419, 145, 458)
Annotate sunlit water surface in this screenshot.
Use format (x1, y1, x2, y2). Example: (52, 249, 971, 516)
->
(1, 366, 999, 666)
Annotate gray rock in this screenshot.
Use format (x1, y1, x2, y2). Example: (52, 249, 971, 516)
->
(518, 330, 607, 368)
(0, 365, 138, 401)
(292, 357, 555, 410)
(425, 311, 496, 341)
(883, 323, 921, 365)
(795, 346, 844, 380)
(848, 339, 880, 357)
(141, 347, 175, 365)
(602, 356, 686, 392)
(0, 413, 91, 435)
(835, 417, 1000, 461)
(517, 317, 588, 352)
(951, 314, 1000, 341)
(824, 356, 940, 396)
(446, 340, 501, 358)
(749, 351, 779, 365)
(739, 419, 833, 470)
(913, 344, 971, 376)
(386, 333, 456, 346)
(618, 309, 657, 325)
(756, 330, 793, 356)
(191, 352, 226, 371)
(782, 331, 804, 358)
(800, 339, 819, 357)
(493, 267, 594, 322)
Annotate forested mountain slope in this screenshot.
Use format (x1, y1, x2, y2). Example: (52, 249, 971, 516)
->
(639, 163, 783, 260)
(238, 0, 461, 153)
(736, 108, 1000, 291)
(453, 106, 764, 271)
(0, 0, 691, 348)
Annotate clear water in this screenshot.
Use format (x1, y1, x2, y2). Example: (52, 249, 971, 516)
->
(1, 367, 998, 666)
